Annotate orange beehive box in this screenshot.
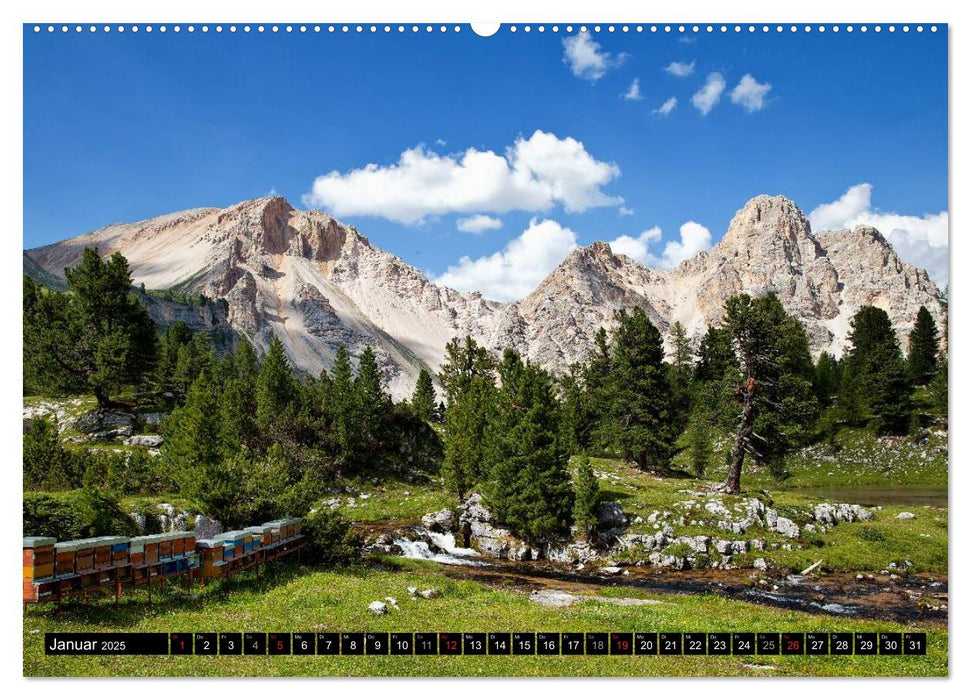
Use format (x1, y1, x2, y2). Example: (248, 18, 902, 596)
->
(144, 536, 160, 564)
(159, 537, 173, 560)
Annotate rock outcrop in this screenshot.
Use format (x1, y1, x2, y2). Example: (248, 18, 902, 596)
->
(25, 194, 945, 398)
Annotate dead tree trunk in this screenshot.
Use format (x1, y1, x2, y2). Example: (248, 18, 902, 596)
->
(725, 376, 757, 494)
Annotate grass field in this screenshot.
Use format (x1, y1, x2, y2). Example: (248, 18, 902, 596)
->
(23, 560, 947, 677)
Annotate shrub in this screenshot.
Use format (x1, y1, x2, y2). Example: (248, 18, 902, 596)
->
(302, 507, 361, 566)
(23, 489, 134, 540)
(23, 417, 83, 491)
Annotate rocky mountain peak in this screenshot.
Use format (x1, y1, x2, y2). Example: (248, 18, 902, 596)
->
(720, 194, 814, 248)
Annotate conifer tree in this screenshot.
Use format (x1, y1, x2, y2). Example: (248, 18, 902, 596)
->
(355, 346, 390, 458)
(812, 351, 841, 407)
(608, 308, 678, 471)
(483, 350, 574, 540)
(440, 336, 497, 500)
(571, 455, 600, 541)
(23, 249, 157, 406)
(255, 337, 297, 430)
(330, 345, 362, 468)
(220, 340, 259, 451)
(907, 306, 940, 386)
(722, 293, 818, 493)
(841, 305, 912, 434)
(162, 367, 224, 491)
(411, 367, 437, 421)
(694, 325, 735, 382)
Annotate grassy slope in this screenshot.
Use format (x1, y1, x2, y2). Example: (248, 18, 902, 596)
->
(24, 561, 946, 677)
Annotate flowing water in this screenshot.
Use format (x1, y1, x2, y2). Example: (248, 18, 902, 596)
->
(789, 486, 947, 508)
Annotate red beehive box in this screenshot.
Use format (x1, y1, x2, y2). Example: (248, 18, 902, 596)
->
(159, 537, 173, 560)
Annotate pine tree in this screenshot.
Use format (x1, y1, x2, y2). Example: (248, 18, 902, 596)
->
(571, 455, 600, 541)
(440, 336, 497, 500)
(907, 306, 940, 386)
(23, 249, 157, 405)
(355, 346, 390, 458)
(162, 368, 224, 492)
(695, 325, 735, 382)
(411, 367, 437, 421)
(220, 340, 259, 451)
(687, 417, 713, 478)
(668, 321, 694, 433)
(722, 293, 818, 493)
(483, 350, 574, 540)
(583, 327, 615, 451)
(255, 337, 297, 430)
(330, 345, 362, 469)
(812, 351, 841, 407)
(608, 308, 678, 471)
(557, 363, 593, 454)
(841, 305, 912, 434)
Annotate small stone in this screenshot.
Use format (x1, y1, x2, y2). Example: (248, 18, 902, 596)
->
(406, 586, 418, 596)
(368, 601, 388, 615)
(897, 512, 916, 520)
(419, 588, 441, 599)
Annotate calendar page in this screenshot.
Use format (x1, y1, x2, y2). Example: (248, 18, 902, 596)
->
(20, 15, 948, 680)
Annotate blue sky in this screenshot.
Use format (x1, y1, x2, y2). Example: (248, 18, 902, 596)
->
(23, 25, 949, 298)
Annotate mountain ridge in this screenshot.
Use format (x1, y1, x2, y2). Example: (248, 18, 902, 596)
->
(24, 194, 945, 399)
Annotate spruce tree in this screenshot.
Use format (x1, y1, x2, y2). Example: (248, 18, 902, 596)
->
(220, 340, 259, 451)
(255, 337, 297, 430)
(411, 367, 437, 421)
(571, 455, 600, 541)
(162, 367, 224, 492)
(812, 351, 841, 407)
(907, 306, 940, 385)
(583, 327, 615, 452)
(440, 336, 497, 500)
(608, 308, 678, 471)
(330, 345, 362, 469)
(695, 325, 735, 382)
(355, 346, 390, 459)
(687, 416, 713, 478)
(841, 305, 912, 434)
(668, 320, 694, 433)
(483, 350, 574, 540)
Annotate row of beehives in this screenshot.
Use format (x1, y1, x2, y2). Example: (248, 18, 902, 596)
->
(22, 531, 198, 602)
(23, 518, 302, 602)
(196, 518, 302, 578)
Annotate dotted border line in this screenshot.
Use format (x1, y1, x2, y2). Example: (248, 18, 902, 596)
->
(30, 24, 939, 35)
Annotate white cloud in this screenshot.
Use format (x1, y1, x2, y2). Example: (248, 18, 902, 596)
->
(664, 60, 696, 77)
(653, 97, 678, 116)
(435, 219, 579, 301)
(435, 138, 447, 146)
(609, 221, 713, 269)
(562, 32, 627, 81)
(621, 78, 643, 101)
(691, 73, 726, 115)
(456, 214, 502, 234)
(618, 206, 635, 217)
(304, 130, 622, 224)
(809, 183, 949, 286)
(730, 74, 772, 112)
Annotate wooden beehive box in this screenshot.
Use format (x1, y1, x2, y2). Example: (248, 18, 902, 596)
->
(53, 541, 78, 579)
(129, 536, 148, 565)
(23, 537, 55, 582)
(143, 534, 160, 564)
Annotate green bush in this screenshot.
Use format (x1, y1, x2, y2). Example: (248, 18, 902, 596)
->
(855, 526, 886, 543)
(23, 489, 135, 540)
(302, 507, 361, 566)
(23, 417, 83, 491)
